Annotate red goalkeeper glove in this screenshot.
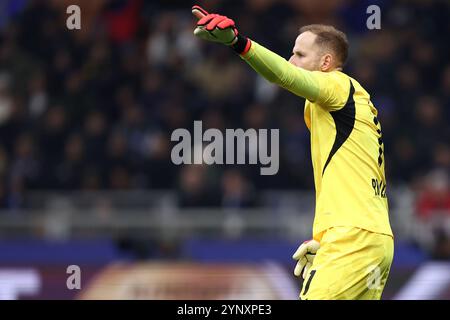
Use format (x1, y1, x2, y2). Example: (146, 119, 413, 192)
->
(191, 5, 251, 55)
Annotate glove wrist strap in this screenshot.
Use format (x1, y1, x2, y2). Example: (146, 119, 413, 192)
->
(231, 35, 251, 55)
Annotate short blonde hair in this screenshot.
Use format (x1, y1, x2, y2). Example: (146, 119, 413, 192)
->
(299, 24, 349, 67)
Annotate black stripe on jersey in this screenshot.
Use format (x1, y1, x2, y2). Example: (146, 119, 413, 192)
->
(322, 80, 356, 176)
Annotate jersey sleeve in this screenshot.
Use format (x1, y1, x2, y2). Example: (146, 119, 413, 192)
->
(240, 41, 350, 111)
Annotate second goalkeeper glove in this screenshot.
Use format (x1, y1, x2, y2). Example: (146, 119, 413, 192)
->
(292, 239, 320, 279)
(191, 5, 251, 55)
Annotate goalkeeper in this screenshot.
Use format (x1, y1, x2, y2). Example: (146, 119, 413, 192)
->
(192, 5, 394, 300)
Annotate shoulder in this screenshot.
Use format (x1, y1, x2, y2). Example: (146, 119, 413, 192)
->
(310, 71, 352, 107)
(333, 72, 373, 101)
(311, 70, 351, 89)
(347, 75, 372, 100)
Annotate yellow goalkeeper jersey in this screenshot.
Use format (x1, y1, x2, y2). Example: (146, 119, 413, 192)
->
(241, 41, 393, 239)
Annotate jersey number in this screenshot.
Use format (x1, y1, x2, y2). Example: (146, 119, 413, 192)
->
(373, 116, 384, 166)
(302, 270, 317, 296)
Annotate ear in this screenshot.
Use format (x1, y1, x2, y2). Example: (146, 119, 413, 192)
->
(320, 54, 333, 72)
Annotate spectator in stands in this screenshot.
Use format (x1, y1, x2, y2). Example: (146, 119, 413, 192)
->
(177, 165, 220, 208)
(0, 0, 445, 213)
(221, 169, 258, 209)
(416, 169, 450, 259)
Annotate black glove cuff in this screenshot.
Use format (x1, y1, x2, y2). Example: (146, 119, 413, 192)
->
(231, 34, 250, 55)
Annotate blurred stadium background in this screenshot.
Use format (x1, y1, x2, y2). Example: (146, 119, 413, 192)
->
(0, 0, 449, 300)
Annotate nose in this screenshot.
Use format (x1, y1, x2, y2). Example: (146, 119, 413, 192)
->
(288, 55, 296, 66)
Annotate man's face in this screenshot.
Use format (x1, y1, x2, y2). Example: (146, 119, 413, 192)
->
(289, 31, 323, 71)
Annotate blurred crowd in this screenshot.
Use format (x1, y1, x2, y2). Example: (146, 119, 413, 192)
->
(0, 0, 448, 218)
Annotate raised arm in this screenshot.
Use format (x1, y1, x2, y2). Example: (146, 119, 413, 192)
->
(191, 5, 350, 109)
(240, 41, 321, 102)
